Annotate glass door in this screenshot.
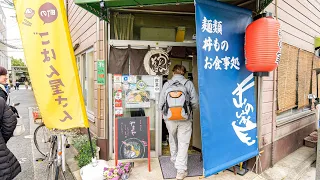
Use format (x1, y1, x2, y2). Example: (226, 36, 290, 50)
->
(108, 74, 162, 159)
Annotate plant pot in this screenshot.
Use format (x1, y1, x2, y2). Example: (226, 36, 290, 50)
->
(121, 173, 130, 180)
(96, 146, 100, 159)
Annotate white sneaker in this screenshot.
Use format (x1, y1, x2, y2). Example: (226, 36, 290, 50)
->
(170, 157, 176, 164)
(162, 141, 168, 146)
(176, 170, 188, 180)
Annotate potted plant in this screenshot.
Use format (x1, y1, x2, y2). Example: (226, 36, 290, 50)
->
(103, 167, 121, 180)
(72, 134, 98, 168)
(117, 162, 133, 180)
(103, 162, 133, 180)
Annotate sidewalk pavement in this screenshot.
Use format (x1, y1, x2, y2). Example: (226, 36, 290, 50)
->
(66, 146, 315, 180)
(260, 146, 316, 180)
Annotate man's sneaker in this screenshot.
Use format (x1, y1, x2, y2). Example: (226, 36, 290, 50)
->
(170, 157, 176, 164)
(162, 141, 168, 146)
(176, 170, 188, 180)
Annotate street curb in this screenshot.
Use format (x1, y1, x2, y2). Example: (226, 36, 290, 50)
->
(66, 145, 82, 180)
(284, 151, 316, 180)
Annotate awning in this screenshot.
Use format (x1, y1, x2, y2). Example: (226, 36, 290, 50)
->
(74, 0, 273, 20)
(74, 0, 194, 20)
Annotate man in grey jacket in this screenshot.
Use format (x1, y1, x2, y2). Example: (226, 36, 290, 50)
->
(159, 65, 198, 180)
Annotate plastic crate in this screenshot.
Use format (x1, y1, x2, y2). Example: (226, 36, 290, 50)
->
(32, 107, 43, 124)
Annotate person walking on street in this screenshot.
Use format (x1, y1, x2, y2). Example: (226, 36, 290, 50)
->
(24, 80, 29, 90)
(13, 81, 16, 90)
(16, 82, 19, 90)
(159, 65, 198, 180)
(0, 66, 21, 179)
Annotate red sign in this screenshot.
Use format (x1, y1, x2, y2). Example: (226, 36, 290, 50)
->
(115, 100, 122, 107)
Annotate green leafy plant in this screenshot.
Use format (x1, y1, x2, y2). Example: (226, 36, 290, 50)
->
(72, 134, 97, 168)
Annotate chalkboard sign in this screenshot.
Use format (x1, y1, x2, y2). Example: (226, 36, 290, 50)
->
(115, 117, 151, 171)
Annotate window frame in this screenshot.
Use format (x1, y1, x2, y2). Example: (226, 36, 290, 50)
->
(76, 48, 95, 122)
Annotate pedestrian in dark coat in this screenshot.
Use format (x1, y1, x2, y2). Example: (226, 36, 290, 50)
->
(0, 96, 21, 179)
(0, 66, 21, 179)
(0, 67, 19, 117)
(0, 66, 8, 102)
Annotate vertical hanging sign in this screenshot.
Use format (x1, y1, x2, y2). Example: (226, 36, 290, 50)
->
(97, 60, 106, 85)
(195, 0, 258, 177)
(14, 0, 89, 129)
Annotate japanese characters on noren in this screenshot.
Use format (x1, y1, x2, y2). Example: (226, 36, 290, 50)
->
(201, 15, 256, 146)
(201, 16, 240, 71)
(232, 74, 256, 146)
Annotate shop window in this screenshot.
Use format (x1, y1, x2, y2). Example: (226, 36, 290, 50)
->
(76, 48, 95, 120)
(110, 12, 195, 42)
(277, 43, 315, 120)
(76, 56, 81, 73)
(277, 43, 298, 114)
(297, 50, 313, 108)
(111, 74, 158, 151)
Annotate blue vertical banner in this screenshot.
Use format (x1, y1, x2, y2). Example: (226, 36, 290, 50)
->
(195, 0, 258, 177)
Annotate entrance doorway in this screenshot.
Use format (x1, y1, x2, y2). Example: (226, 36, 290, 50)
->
(107, 42, 201, 159)
(161, 53, 202, 157)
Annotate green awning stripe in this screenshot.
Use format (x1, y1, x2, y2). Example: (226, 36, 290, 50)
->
(74, 0, 274, 21)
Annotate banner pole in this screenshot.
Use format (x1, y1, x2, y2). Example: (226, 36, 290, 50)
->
(87, 128, 95, 159)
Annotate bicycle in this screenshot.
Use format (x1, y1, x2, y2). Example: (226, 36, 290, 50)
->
(34, 124, 69, 180)
(34, 124, 51, 157)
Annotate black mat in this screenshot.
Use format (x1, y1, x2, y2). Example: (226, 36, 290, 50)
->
(159, 155, 203, 179)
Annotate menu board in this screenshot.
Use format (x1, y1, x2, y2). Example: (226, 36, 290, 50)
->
(115, 117, 150, 160)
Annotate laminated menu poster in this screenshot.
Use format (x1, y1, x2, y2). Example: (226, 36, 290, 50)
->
(115, 117, 151, 172)
(125, 90, 151, 108)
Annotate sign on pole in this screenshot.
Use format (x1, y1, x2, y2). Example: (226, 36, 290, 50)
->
(97, 60, 106, 85)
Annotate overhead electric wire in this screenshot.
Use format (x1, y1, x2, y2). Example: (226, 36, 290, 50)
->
(0, 39, 22, 49)
(0, 5, 14, 9)
(0, 50, 9, 58)
(0, 49, 24, 52)
(2, 0, 13, 7)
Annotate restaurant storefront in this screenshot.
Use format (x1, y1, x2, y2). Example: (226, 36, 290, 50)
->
(72, 0, 300, 177)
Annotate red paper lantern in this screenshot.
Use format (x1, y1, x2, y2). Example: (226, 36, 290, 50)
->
(245, 13, 282, 72)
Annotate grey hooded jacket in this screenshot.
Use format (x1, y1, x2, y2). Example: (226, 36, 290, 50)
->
(159, 74, 198, 120)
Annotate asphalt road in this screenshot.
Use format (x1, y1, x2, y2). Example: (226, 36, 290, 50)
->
(7, 89, 37, 180)
(6, 89, 74, 180)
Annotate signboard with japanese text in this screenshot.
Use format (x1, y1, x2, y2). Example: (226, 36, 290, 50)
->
(154, 76, 161, 93)
(115, 117, 150, 160)
(14, 0, 89, 129)
(195, 0, 258, 177)
(97, 60, 105, 85)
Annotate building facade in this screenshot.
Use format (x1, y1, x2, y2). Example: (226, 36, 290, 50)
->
(66, 0, 108, 159)
(67, 0, 320, 172)
(259, 0, 320, 170)
(0, 6, 8, 69)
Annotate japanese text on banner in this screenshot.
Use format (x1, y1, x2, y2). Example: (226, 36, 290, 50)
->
(201, 17, 240, 71)
(14, 0, 89, 129)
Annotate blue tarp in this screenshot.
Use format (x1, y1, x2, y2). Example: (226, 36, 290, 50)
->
(195, 0, 259, 177)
